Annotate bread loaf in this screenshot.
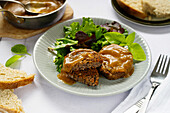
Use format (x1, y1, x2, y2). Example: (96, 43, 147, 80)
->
(116, 0, 170, 19)
(0, 89, 24, 113)
(0, 63, 34, 89)
(116, 0, 147, 19)
(142, 0, 170, 18)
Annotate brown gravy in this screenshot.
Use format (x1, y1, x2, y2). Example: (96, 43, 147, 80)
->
(58, 45, 134, 85)
(62, 49, 96, 72)
(58, 49, 100, 85)
(99, 44, 134, 78)
(57, 73, 76, 85)
(4, 0, 63, 16)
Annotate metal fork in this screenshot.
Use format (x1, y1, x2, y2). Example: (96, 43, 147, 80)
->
(124, 54, 170, 113)
(138, 54, 170, 113)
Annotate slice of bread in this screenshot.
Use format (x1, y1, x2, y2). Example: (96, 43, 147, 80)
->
(142, 0, 170, 18)
(0, 63, 35, 89)
(116, 0, 147, 19)
(0, 89, 24, 113)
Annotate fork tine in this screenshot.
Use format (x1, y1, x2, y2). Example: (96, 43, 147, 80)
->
(153, 54, 162, 72)
(161, 55, 167, 74)
(164, 57, 170, 75)
(158, 55, 164, 73)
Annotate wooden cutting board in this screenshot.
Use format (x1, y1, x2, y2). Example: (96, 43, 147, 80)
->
(0, 5, 73, 39)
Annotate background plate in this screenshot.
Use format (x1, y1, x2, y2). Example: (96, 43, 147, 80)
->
(33, 17, 151, 96)
(111, 0, 170, 26)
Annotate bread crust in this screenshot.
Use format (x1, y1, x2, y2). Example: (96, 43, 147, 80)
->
(0, 105, 21, 113)
(116, 0, 147, 19)
(0, 74, 34, 89)
(0, 89, 24, 113)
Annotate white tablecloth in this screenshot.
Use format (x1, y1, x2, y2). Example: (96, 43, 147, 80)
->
(0, 0, 170, 113)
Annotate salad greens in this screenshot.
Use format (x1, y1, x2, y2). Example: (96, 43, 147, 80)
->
(48, 17, 146, 72)
(48, 39, 76, 72)
(64, 17, 106, 40)
(48, 38, 78, 50)
(53, 48, 70, 72)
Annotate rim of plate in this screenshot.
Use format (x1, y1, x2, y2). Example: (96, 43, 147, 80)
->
(111, 0, 170, 27)
(33, 17, 152, 96)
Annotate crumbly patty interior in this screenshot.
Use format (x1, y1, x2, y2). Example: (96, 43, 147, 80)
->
(0, 64, 28, 81)
(0, 89, 23, 112)
(71, 59, 102, 71)
(67, 68, 99, 86)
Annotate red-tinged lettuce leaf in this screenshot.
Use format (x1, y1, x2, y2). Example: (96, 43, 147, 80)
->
(75, 31, 96, 47)
(100, 21, 125, 34)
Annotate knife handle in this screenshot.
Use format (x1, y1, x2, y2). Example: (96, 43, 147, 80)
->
(124, 98, 145, 113)
(138, 83, 159, 113)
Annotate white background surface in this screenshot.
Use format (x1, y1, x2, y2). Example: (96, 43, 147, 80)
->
(0, 0, 170, 113)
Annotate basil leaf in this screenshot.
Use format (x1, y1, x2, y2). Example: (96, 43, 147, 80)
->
(104, 32, 126, 44)
(11, 44, 31, 56)
(5, 55, 24, 67)
(129, 43, 146, 61)
(126, 32, 135, 45)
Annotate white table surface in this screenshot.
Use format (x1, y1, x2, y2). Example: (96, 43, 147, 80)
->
(0, 0, 170, 113)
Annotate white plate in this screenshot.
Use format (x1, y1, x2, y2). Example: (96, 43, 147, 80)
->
(33, 17, 151, 96)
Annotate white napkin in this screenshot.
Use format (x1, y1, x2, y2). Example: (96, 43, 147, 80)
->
(112, 67, 170, 113)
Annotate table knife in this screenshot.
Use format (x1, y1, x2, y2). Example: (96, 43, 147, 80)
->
(124, 98, 145, 113)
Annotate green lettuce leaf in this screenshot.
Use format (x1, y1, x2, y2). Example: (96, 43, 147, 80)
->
(104, 32, 126, 44)
(51, 38, 78, 50)
(64, 17, 105, 41)
(64, 22, 80, 39)
(129, 43, 146, 61)
(126, 32, 135, 45)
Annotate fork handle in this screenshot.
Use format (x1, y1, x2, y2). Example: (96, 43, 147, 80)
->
(138, 83, 159, 113)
